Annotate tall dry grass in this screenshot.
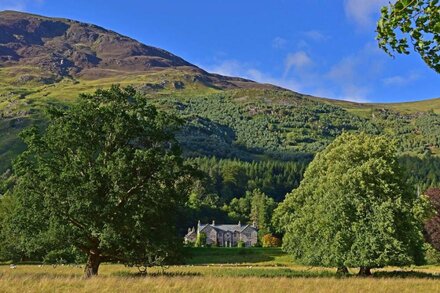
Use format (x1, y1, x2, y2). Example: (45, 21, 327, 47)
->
(1, 264, 440, 293)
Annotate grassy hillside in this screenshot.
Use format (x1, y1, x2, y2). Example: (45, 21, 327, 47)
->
(319, 95, 440, 116)
(1, 11, 439, 176)
(1, 80, 440, 173)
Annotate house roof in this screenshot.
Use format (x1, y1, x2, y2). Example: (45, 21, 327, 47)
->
(185, 230, 196, 237)
(198, 223, 257, 233)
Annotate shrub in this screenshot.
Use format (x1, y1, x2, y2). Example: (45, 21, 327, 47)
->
(425, 243, 440, 265)
(262, 234, 281, 247)
(237, 240, 244, 248)
(195, 232, 207, 248)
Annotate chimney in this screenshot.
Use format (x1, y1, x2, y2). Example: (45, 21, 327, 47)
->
(188, 227, 191, 233)
(212, 220, 215, 226)
(252, 221, 257, 228)
(238, 221, 241, 227)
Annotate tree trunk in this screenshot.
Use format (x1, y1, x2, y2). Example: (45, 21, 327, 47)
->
(336, 266, 349, 275)
(84, 251, 101, 278)
(358, 266, 372, 277)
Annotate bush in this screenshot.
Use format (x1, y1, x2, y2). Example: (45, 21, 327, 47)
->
(425, 243, 440, 265)
(43, 247, 85, 265)
(237, 240, 244, 248)
(195, 232, 207, 248)
(262, 234, 281, 248)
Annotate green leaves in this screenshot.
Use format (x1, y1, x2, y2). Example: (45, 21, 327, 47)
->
(7, 85, 194, 268)
(377, 0, 440, 73)
(276, 132, 425, 269)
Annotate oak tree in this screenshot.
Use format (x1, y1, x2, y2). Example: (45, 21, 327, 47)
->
(275, 132, 425, 276)
(8, 86, 194, 277)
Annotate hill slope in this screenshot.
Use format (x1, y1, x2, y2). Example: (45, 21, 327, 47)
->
(0, 11, 440, 175)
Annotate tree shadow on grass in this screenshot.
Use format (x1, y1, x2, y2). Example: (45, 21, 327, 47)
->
(372, 271, 440, 279)
(183, 247, 285, 265)
(108, 267, 440, 280)
(111, 271, 202, 278)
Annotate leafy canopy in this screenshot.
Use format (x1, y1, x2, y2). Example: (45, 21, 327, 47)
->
(377, 0, 440, 73)
(7, 85, 194, 276)
(275, 132, 425, 269)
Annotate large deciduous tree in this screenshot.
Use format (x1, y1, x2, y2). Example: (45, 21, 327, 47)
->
(274, 132, 425, 276)
(8, 86, 194, 277)
(377, 0, 440, 73)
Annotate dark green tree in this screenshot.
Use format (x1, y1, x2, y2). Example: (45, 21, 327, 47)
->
(377, 0, 440, 73)
(275, 132, 425, 276)
(224, 193, 252, 222)
(250, 189, 277, 236)
(7, 86, 194, 277)
(221, 164, 248, 200)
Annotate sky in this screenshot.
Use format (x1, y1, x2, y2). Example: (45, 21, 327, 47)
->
(0, 0, 439, 103)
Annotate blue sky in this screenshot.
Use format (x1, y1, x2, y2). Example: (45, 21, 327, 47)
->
(1, 0, 439, 103)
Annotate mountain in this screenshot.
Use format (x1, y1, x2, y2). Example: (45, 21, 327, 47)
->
(0, 11, 440, 180)
(0, 10, 277, 90)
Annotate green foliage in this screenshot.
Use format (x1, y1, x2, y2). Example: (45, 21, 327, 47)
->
(190, 157, 308, 202)
(224, 195, 252, 222)
(424, 243, 440, 264)
(377, 0, 440, 73)
(237, 240, 244, 248)
(0, 194, 22, 261)
(222, 189, 277, 235)
(43, 247, 86, 265)
(399, 155, 440, 189)
(195, 233, 207, 248)
(276, 132, 425, 269)
(162, 92, 379, 160)
(5, 86, 194, 276)
(250, 189, 277, 236)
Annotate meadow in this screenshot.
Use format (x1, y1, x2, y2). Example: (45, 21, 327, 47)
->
(1, 248, 440, 292)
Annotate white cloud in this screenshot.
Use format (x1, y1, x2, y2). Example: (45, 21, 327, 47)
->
(203, 59, 304, 92)
(322, 42, 387, 102)
(0, 0, 44, 11)
(343, 0, 390, 29)
(335, 85, 371, 103)
(302, 30, 330, 42)
(327, 56, 359, 83)
(284, 51, 313, 76)
(201, 42, 389, 103)
(204, 60, 244, 78)
(382, 72, 420, 86)
(272, 37, 287, 49)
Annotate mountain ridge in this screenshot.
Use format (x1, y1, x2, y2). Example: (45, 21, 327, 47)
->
(0, 10, 438, 109)
(0, 10, 278, 92)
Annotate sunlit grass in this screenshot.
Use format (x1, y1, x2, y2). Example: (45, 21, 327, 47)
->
(1, 263, 440, 293)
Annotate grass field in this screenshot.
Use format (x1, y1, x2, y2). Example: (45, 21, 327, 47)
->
(1, 248, 440, 292)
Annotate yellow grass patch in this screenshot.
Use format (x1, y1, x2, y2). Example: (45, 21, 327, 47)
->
(1, 264, 440, 293)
